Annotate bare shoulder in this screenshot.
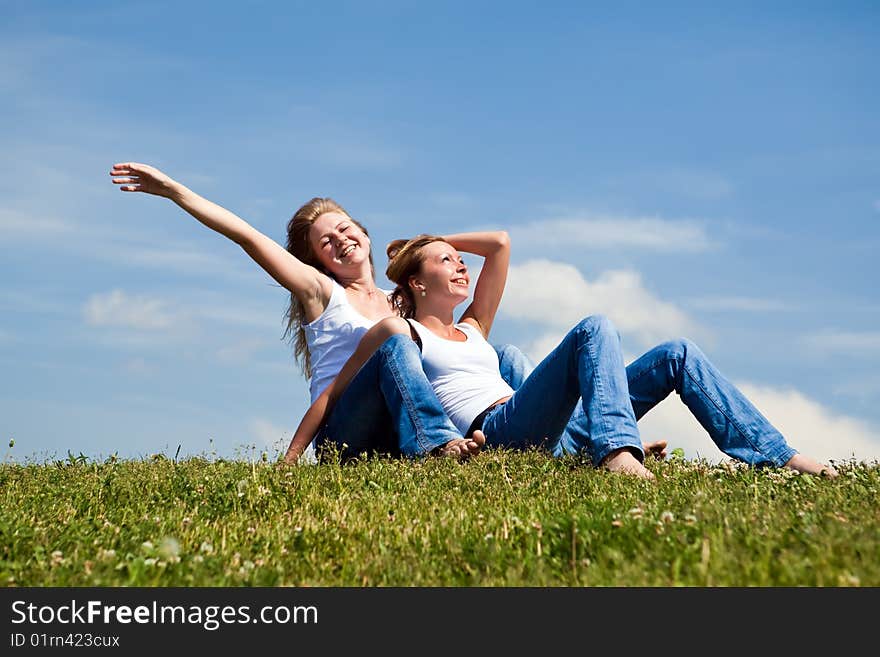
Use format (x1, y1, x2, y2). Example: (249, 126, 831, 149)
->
(459, 316, 487, 338)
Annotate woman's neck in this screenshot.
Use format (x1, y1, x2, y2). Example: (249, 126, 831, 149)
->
(414, 307, 459, 338)
(336, 265, 380, 296)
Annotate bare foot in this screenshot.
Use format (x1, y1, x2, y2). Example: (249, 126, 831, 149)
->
(434, 439, 467, 458)
(784, 454, 839, 478)
(643, 439, 668, 460)
(468, 430, 486, 453)
(434, 430, 485, 460)
(600, 448, 655, 480)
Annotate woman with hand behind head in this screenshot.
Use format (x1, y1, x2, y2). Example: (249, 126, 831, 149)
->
(386, 236, 837, 478)
(363, 233, 837, 479)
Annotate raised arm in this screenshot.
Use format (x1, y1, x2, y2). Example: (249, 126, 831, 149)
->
(444, 231, 510, 337)
(110, 162, 331, 320)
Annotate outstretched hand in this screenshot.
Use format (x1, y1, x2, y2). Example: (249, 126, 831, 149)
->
(110, 162, 177, 197)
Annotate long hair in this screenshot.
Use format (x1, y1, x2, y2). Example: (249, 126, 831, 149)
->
(385, 235, 447, 319)
(282, 198, 374, 378)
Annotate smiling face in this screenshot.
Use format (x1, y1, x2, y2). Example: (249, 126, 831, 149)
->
(411, 240, 470, 306)
(309, 211, 372, 273)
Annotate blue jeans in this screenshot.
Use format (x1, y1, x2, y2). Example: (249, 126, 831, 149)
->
(314, 334, 527, 462)
(485, 315, 797, 468)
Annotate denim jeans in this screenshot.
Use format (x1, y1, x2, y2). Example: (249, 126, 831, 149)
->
(487, 315, 797, 468)
(314, 334, 528, 462)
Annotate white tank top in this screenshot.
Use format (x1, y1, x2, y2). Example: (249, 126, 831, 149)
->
(304, 280, 392, 403)
(407, 319, 513, 435)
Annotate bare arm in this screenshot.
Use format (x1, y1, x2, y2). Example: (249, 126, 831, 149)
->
(444, 231, 510, 338)
(283, 386, 333, 463)
(110, 162, 330, 320)
(282, 318, 411, 463)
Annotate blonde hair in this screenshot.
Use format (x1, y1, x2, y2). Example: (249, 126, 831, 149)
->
(385, 235, 447, 318)
(282, 197, 374, 378)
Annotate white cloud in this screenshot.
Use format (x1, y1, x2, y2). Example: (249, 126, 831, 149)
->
(83, 290, 178, 331)
(800, 331, 880, 356)
(689, 296, 798, 312)
(509, 215, 714, 252)
(636, 382, 880, 465)
(501, 260, 703, 356)
(520, 330, 567, 363)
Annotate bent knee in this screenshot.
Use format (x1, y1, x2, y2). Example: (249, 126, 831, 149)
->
(575, 314, 616, 336)
(658, 337, 702, 362)
(493, 343, 520, 361)
(376, 332, 419, 361)
(371, 316, 411, 340)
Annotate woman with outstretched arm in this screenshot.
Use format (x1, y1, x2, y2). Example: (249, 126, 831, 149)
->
(110, 162, 497, 461)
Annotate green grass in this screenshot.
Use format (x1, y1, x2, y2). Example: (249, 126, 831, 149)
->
(1, 450, 877, 586)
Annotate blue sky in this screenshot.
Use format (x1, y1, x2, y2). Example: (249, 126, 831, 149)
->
(2, 1, 878, 464)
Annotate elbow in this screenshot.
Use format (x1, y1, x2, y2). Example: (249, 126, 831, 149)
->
(234, 230, 261, 251)
(495, 230, 510, 251)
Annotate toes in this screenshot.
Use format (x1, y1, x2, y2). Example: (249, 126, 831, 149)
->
(434, 433, 488, 461)
(644, 440, 668, 460)
(436, 439, 468, 459)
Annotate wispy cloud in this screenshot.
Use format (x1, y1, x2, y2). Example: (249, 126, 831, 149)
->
(0, 35, 85, 92)
(79, 287, 289, 354)
(509, 215, 714, 252)
(688, 296, 799, 312)
(216, 338, 273, 364)
(831, 374, 880, 404)
(124, 357, 156, 376)
(197, 304, 282, 332)
(83, 290, 179, 331)
(429, 192, 476, 208)
(314, 141, 404, 169)
(501, 260, 705, 358)
(0, 151, 258, 285)
(97, 241, 260, 282)
(0, 289, 73, 316)
(236, 105, 406, 171)
(0, 202, 263, 283)
(602, 167, 734, 201)
(637, 381, 880, 464)
(800, 331, 880, 356)
(0, 208, 75, 239)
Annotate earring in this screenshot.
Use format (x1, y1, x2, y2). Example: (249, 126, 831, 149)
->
(420, 290, 426, 297)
